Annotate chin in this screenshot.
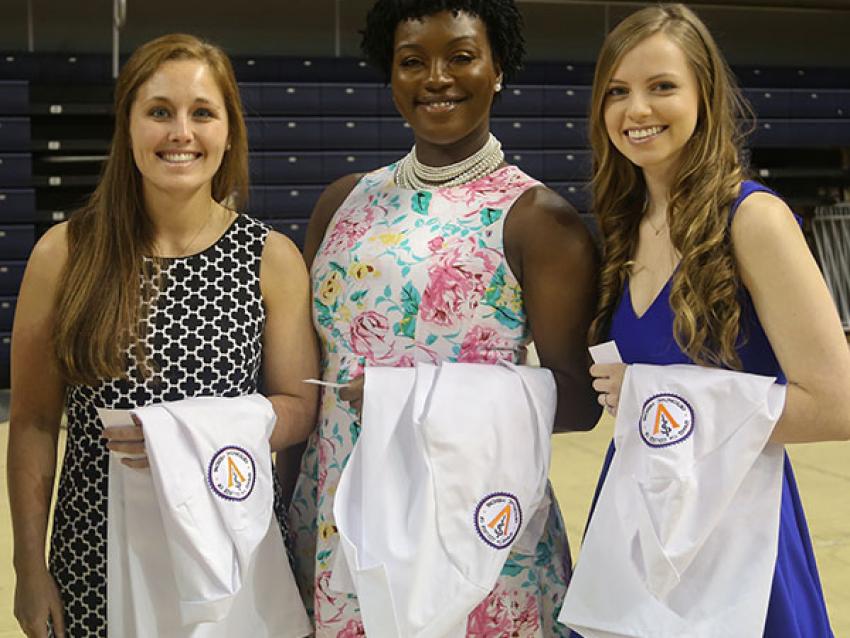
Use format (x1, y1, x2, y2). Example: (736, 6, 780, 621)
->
(416, 127, 473, 148)
(411, 122, 462, 144)
(148, 178, 211, 197)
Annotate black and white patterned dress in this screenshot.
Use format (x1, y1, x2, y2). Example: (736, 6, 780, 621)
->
(49, 214, 287, 637)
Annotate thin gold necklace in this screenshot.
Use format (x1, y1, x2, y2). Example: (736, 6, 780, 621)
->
(642, 198, 668, 236)
(159, 203, 216, 257)
(645, 215, 668, 236)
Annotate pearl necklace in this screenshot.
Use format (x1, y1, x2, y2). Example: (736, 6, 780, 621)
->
(395, 133, 504, 190)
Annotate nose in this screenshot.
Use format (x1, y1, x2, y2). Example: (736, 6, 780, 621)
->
(625, 92, 652, 122)
(168, 113, 193, 143)
(424, 59, 452, 91)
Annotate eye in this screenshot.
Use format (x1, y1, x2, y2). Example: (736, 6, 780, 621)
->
(451, 53, 474, 64)
(653, 81, 677, 92)
(399, 57, 423, 68)
(606, 86, 627, 98)
(148, 106, 170, 119)
(193, 107, 215, 119)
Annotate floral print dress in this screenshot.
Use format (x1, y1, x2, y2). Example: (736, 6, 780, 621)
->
(289, 163, 573, 637)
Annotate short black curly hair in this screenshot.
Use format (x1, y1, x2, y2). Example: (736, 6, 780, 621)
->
(360, 0, 526, 84)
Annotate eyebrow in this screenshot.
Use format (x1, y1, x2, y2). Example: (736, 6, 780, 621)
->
(144, 96, 218, 105)
(395, 35, 479, 52)
(609, 72, 680, 84)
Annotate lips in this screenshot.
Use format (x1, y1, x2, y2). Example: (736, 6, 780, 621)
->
(624, 125, 668, 142)
(415, 96, 466, 113)
(156, 151, 202, 164)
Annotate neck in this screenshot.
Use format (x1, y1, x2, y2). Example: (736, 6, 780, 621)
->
(144, 185, 213, 232)
(642, 167, 672, 226)
(413, 123, 491, 167)
(143, 185, 220, 255)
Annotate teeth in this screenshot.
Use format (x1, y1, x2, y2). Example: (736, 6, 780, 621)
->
(627, 126, 664, 140)
(424, 101, 456, 108)
(161, 153, 198, 162)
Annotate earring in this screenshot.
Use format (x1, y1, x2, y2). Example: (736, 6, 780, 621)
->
(494, 82, 502, 93)
(226, 142, 232, 151)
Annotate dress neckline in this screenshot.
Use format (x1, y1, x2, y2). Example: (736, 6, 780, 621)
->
(627, 274, 674, 320)
(146, 213, 242, 261)
(626, 180, 767, 319)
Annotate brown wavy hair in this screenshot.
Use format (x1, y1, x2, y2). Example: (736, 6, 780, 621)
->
(54, 33, 249, 385)
(588, 3, 754, 368)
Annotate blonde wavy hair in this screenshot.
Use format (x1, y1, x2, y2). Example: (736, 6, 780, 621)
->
(54, 34, 249, 385)
(587, 3, 754, 368)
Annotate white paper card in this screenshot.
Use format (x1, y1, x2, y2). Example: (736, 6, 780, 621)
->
(589, 340, 623, 365)
(303, 378, 349, 389)
(96, 407, 135, 428)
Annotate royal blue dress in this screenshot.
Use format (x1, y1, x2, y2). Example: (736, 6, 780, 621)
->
(575, 181, 833, 637)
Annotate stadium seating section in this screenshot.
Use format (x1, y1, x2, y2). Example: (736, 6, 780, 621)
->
(1, 52, 849, 384)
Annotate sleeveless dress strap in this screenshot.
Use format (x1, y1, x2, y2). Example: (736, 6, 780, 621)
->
(729, 180, 778, 222)
(729, 180, 801, 227)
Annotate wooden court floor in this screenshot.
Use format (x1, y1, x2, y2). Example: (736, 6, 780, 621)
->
(1, 415, 848, 636)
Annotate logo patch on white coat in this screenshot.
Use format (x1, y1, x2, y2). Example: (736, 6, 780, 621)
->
(639, 393, 694, 447)
(474, 492, 522, 550)
(208, 446, 256, 501)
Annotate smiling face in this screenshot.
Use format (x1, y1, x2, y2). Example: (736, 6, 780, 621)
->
(391, 10, 502, 164)
(129, 59, 229, 200)
(603, 32, 701, 181)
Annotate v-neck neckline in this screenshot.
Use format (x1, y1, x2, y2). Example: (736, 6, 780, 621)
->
(627, 274, 674, 320)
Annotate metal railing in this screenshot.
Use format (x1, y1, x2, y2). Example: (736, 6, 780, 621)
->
(113, 0, 127, 79)
(812, 204, 850, 331)
(26, 0, 34, 52)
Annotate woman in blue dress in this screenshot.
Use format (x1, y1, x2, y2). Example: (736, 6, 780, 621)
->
(582, 4, 850, 636)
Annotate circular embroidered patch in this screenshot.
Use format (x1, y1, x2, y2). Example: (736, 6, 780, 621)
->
(208, 446, 256, 501)
(639, 393, 695, 447)
(474, 492, 522, 550)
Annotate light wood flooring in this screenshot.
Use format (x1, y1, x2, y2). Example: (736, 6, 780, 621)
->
(1, 415, 848, 636)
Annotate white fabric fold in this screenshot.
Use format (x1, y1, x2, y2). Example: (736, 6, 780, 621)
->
(332, 362, 557, 638)
(107, 394, 310, 638)
(559, 364, 786, 638)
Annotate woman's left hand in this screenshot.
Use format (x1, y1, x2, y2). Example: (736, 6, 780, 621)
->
(338, 375, 365, 418)
(590, 363, 627, 416)
(102, 414, 148, 468)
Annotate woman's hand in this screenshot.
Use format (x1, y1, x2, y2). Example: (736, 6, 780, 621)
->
(338, 376, 364, 418)
(101, 414, 148, 469)
(14, 566, 65, 638)
(590, 363, 627, 417)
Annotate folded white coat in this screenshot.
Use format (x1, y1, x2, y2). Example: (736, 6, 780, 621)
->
(107, 394, 310, 638)
(559, 364, 786, 638)
(331, 361, 557, 638)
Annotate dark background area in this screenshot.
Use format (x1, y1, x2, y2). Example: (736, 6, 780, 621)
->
(2, 0, 850, 67)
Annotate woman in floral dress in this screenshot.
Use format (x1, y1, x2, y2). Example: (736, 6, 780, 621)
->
(284, 1, 602, 635)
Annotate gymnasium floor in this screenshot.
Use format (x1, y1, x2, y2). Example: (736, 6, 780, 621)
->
(1, 411, 848, 636)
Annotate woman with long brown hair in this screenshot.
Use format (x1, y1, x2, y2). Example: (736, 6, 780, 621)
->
(8, 34, 318, 637)
(583, 4, 849, 636)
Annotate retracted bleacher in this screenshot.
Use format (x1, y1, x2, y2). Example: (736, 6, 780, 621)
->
(0, 77, 33, 388)
(812, 204, 850, 330)
(2, 53, 850, 384)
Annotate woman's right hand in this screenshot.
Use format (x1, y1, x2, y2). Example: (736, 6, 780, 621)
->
(102, 414, 149, 469)
(590, 362, 627, 417)
(14, 567, 66, 638)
